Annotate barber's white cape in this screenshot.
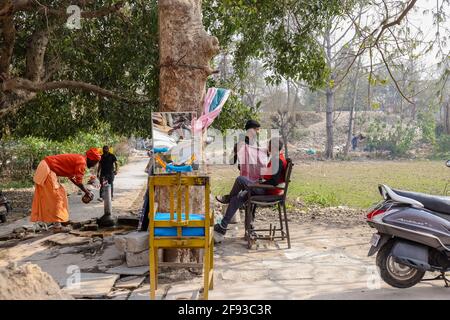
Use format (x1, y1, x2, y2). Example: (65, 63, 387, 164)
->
(237, 142, 269, 182)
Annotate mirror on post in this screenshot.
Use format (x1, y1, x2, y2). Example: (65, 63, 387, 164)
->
(151, 112, 201, 174)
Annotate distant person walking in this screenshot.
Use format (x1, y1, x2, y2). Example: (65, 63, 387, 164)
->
(97, 146, 118, 201)
(351, 134, 365, 151)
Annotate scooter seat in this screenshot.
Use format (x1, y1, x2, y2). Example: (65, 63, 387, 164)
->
(392, 189, 450, 215)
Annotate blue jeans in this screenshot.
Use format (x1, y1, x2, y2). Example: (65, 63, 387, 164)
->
(221, 176, 266, 229)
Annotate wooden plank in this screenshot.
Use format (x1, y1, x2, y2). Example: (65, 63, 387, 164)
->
(169, 186, 174, 221)
(151, 176, 209, 186)
(185, 186, 190, 220)
(153, 221, 205, 227)
(153, 238, 205, 248)
(177, 182, 182, 237)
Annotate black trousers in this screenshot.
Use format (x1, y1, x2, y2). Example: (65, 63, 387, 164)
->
(100, 173, 115, 199)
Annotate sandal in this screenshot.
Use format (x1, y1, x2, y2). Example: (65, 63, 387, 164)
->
(52, 225, 72, 234)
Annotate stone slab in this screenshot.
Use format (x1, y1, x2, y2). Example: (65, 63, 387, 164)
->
(62, 273, 119, 298)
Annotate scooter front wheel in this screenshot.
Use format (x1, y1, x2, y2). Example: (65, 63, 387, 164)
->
(376, 240, 425, 288)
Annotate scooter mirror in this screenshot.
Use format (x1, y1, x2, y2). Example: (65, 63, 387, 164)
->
(446, 160, 450, 168)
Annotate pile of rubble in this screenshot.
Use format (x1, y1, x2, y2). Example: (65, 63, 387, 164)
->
(0, 263, 73, 300)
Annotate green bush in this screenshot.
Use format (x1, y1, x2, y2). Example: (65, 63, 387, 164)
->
(0, 131, 129, 183)
(417, 110, 436, 144)
(436, 134, 450, 157)
(366, 119, 416, 157)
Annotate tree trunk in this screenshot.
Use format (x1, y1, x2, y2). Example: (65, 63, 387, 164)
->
(157, 0, 219, 263)
(283, 134, 289, 158)
(344, 58, 361, 156)
(325, 87, 334, 159)
(158, 0, 219, 113)
(324, 26, 334, 159)
(444, 99, 450, 135)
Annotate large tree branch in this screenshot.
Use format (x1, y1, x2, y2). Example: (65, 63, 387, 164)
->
(375, 43, 414, 105)
(0, 0, 31, 16)
(2, 77, 150, 104)
(373, 0, 418, 45)
(25, 29, 49, 81)
(1, 0, 124, 18)
(0, 13, 15, 75)
(336, 1, 418, 86)
(29, 1, 124, 19)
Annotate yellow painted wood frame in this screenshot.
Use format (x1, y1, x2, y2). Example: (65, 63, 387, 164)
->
(148, 173, 214, 299)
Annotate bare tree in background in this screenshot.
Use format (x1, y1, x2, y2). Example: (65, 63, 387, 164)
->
(344, 57, 362, 156)
(271, 109, 297, 158)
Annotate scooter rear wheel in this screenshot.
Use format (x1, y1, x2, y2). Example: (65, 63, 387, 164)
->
(376, 240, 425, 288)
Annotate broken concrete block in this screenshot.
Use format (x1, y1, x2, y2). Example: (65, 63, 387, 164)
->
(114, 235, 127, 253)
(115, 276, 145, 289)
(128, 285, 151, 300)
(108, 289, 131, 300)
(124, 231, 149, 253)
(126, 250, 148, 268)
(128, 284, 167, 300)
(46, 234, 92, 246)
(113, 231, 149, 254)
(61, 273, 119, 298)
(81, 223, 99, 231)
(106, 264, 149, 276)
(164, 280, 201, 300)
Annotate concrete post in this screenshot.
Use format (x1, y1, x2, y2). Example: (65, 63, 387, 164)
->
(97, 184, 115, 227)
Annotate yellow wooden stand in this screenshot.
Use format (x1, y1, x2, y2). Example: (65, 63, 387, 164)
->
(148, 173, 214, 299)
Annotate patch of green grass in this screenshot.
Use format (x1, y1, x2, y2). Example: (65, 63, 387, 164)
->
(211, 160, 450, 209)
(301, 191, 339, 207)
(0, 179, 34, 189)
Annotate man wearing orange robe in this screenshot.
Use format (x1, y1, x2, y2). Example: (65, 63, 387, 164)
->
(31, 148, 101, 232)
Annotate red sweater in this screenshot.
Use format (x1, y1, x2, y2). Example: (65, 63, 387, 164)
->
(262, 153, 287, 195)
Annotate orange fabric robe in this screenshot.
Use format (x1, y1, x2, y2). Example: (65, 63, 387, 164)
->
(31, 154, 87, 223)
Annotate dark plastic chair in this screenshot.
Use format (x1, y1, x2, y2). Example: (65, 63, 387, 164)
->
(244, 158, 294, 249)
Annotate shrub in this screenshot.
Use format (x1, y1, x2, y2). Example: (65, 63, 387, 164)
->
(417, 110, 436, 144)
(366, 119, 416, 157)
(0, 131, 129, 183)
(436, 134, 450, 157)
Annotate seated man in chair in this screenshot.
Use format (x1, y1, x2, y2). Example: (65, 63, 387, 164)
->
(214, 137, 287, 243)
